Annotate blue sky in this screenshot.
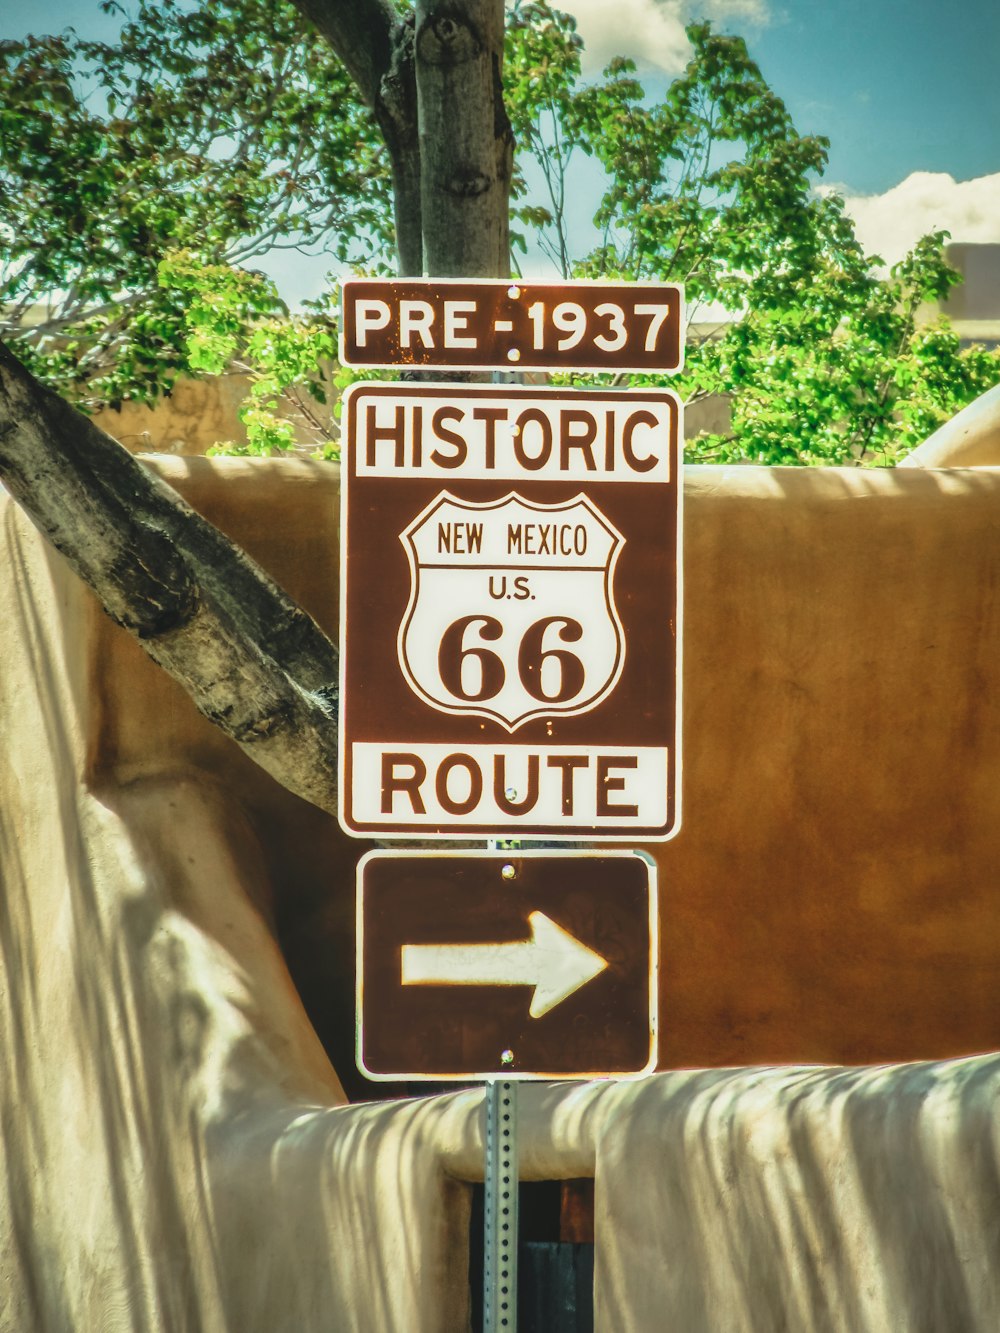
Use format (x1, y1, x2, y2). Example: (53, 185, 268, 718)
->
(6, 0, 999, 286)
(749, 0, 999, 194)
(606, 0, 1000, 195)
(566, 0, 1000, 261)
(9, 0, 996, 192)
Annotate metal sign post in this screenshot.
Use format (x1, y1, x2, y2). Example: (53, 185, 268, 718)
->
(483, 817, 518, 1333)
(484, 1080, 518, 1332)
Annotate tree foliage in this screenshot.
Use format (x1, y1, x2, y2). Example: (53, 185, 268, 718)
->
(505, 2, 999, 464)
(0, 0, 390, 409)
(1, 0, 997, 464)
(157, 250, 340, 455)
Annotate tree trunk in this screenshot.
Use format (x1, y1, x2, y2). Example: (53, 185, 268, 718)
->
(294, 0, 511, 277)
(414, 0, 512, 276)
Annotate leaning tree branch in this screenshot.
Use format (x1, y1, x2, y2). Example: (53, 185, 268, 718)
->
(289, 0, 423, 274)
(0, 339, 341, 814)
(289, 0, 397, 108)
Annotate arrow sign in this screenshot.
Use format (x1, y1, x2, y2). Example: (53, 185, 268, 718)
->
(358, 850, 656, 1080)
(400, 911, 608, 1018)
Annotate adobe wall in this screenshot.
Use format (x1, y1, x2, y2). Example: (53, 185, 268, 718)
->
(92, 374, 254, 455)
(72, 456, 1000, 1073)
(3, 455, 1000, 1329)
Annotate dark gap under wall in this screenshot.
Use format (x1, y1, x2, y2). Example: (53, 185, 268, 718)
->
(470, 1181, 595, 1333)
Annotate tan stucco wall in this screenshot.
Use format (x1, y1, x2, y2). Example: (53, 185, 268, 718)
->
(77, 456, 1000, 1074)
(660, 464, 1000, 1067)
(901, 381, 1000, 469)
(3, 457, 1000, 1329)
(90, 370, 338, 458)
(91, 374, 254, 455)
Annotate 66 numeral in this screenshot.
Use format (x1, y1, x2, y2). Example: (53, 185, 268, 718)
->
(438, 614, 585, 703)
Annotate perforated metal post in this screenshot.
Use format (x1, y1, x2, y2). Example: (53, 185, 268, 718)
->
(483, 1079, 518, 1332)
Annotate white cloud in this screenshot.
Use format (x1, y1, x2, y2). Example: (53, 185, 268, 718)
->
(833, 172, 1000, 266)
(705, 0, 771, 22)
(565, 0, 689, 73)
(563, 0, 770, 75)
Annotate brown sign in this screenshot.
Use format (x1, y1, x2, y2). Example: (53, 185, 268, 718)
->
(338, 382, 682, 841)
(340, 277, 683, 373)
(356, 850, 657, 1081)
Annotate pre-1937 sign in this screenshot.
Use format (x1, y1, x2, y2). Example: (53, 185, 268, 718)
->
(340, 277, 682, 374)
(338, 382, 682, 841)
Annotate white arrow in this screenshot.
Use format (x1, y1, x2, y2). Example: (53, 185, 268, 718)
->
(400, 911, 608, 1018)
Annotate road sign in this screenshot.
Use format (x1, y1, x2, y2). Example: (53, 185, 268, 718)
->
(340, 276, 683, 374)
(356, 850, 658, 1081)
(338, 382, 682, 841)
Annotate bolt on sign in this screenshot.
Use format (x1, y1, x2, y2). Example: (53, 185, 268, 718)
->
(340, 277, 683, 374)
(357, 850, 658, 1081)
(337, 382, 682, 841)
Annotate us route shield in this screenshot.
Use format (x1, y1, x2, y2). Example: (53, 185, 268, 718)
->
(398, 491, 625, 731)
